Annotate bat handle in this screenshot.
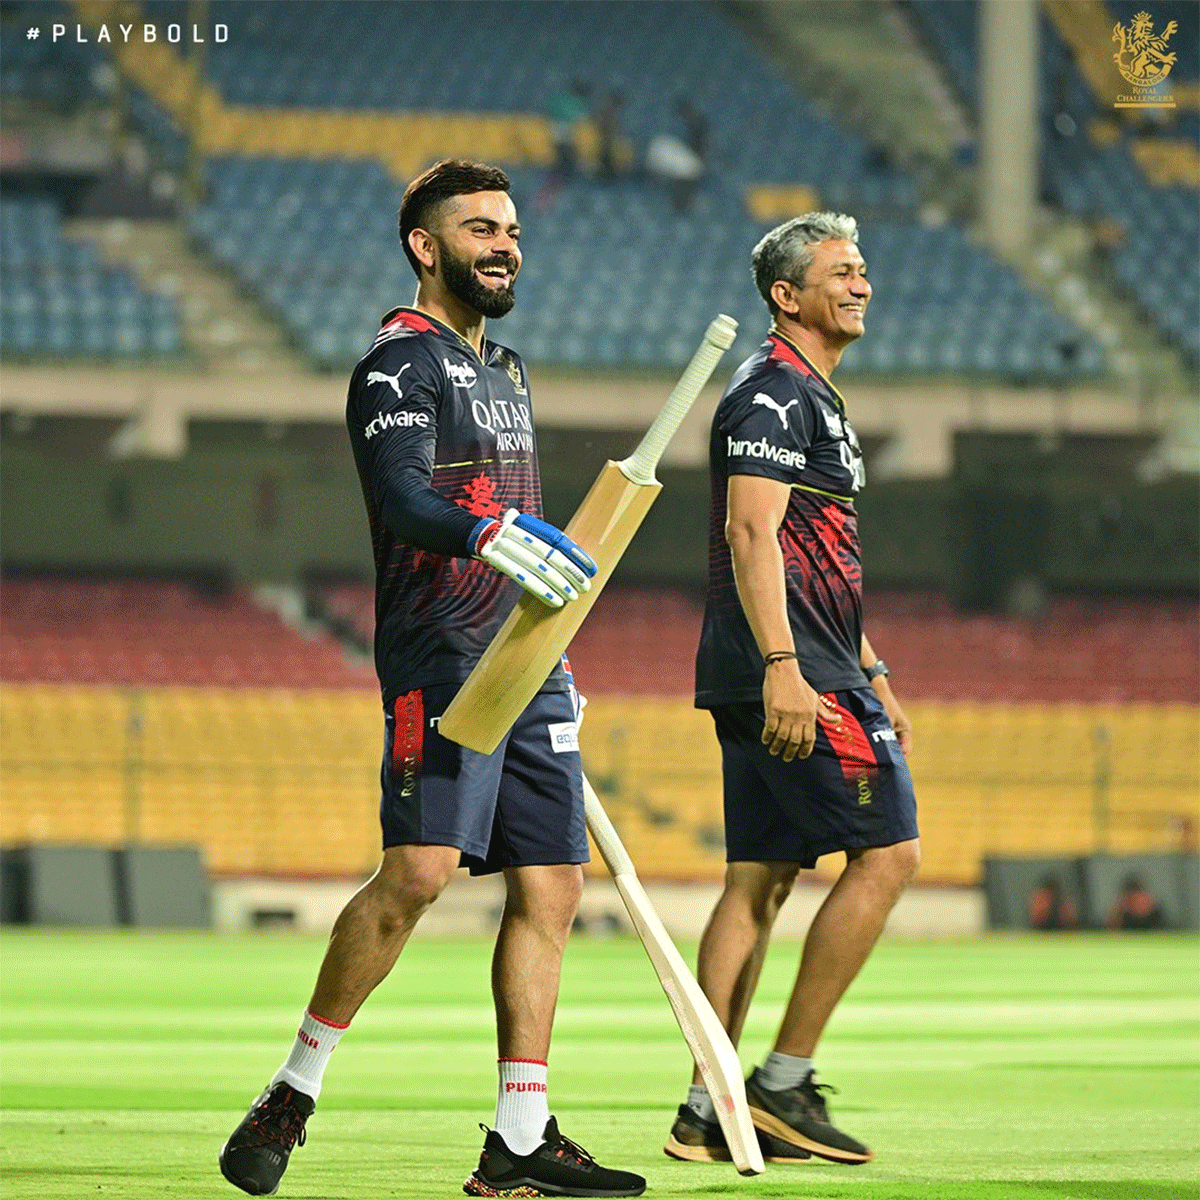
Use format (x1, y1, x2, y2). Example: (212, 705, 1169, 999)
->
(618, 314, 738, 486)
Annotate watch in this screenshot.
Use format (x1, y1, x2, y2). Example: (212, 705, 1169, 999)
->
(864, 659, 889, 681)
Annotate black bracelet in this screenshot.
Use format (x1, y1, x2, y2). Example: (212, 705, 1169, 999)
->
(763, 651, 798, 666)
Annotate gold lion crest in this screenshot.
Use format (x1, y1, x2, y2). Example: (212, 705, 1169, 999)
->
(1113, 10, 1178, 88)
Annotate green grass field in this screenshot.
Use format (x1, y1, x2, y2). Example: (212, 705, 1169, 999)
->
(1, 928, 1196, 1200)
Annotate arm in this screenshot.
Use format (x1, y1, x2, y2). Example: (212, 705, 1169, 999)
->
(357, 352, 593, 607)
(860, 633, 912, 755)
(726, 473, 838, 761)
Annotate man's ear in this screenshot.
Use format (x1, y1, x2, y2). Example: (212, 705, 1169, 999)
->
(408, 228, 437, 274)
(770, 278, 801, 318)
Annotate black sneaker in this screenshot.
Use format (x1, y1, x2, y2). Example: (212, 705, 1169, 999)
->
(219, 1082, 315, 1195)
(663, 1103, 812, 1164)
(463, 1116, 646, 1197)
(745, 1068, 872, 1164)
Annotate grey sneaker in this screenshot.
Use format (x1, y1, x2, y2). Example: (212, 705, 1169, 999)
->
(745, 1068, 872, 1164)
(663, 1104, 812, 1164)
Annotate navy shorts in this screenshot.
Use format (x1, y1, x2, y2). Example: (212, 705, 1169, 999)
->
(712, 686, 919, 868)
(379, 683, 589, 875)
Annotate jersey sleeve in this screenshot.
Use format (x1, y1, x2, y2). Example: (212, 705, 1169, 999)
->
(717, 369, 817, 485)
(351, 339, 480, 555)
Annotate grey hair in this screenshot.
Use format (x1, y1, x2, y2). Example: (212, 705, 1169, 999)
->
(752, 212, 859, 313)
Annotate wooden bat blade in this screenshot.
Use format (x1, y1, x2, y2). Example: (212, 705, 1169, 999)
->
(584, 777, 765, 1176)
(437, 315, 737, 755)
(436, 463, 660, 754)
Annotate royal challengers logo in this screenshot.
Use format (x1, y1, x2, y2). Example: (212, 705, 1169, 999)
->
(1113, 11, 1178, 107)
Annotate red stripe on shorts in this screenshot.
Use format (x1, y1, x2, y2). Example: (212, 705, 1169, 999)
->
(392, 689, 425, 779)
(819, 694, 877, 805)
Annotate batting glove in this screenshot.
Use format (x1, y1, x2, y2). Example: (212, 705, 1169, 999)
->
(470, 509, 597, 608)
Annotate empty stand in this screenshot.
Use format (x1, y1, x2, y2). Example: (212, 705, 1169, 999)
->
(2, 579, 1195, 884)
(1, 576, 373, 688)
(0, 196, 183, 359)
(907, 0, 1199, 368)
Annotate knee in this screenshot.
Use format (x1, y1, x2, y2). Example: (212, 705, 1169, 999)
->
(370, 850, 458, 930)
(870, 839, 921, 895)
(725, 862, 800, 926)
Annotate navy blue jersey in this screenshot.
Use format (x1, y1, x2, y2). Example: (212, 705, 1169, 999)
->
(346, 307, 565, 705)
(696, 331, 868, 706)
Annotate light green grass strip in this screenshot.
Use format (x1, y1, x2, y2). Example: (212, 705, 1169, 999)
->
(1, 930, 1196, 1199)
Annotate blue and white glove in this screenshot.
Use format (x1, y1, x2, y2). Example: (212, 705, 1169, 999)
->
(470, 509, 597, 608)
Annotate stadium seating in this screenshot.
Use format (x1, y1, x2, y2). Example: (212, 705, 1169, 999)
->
(0, 576, 372, 688)
(0, 196, 183, 359)
(2, 577, 1196, 882)
(187, 154, 1103, 379)
(906, 0, 1200, 367)
(306, 581, 1200, 704)
(20, 0, 1089, 379)
(0, 0, 107, 111)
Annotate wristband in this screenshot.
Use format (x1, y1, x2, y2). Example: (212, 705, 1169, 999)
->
(864, 659, 889, 681)
(764, 651, 798, 666)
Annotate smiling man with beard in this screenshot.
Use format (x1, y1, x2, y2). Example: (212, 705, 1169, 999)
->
(219, 160, 644, 1200)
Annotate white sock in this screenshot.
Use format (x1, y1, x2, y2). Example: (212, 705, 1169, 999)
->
(270, 1010, 348, 1102)
(757, 1051, 813, 1092)
(686, 1084, 716, 1122)
(494, 1058, 550, 1156)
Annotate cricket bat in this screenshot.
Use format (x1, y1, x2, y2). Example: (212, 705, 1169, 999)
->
(438, 314, 738, 754)
(583, 773, 765, 1176)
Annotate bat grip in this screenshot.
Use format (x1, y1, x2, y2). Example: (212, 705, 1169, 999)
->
(618, 314, 738, 486)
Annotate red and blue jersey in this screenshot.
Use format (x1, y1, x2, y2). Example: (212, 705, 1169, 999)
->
(696, 331, 868, 706)
(346, 307, 564, 705)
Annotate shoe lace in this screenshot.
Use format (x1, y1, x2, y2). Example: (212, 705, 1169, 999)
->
(247, 1089, 308, 1151)
(546, 1128, 597, 1169)
(800, 1076, 838, 1121)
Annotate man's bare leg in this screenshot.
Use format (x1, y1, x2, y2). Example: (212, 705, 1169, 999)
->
(741, 839, 920, 1165)
(773, 839, 920, 1058)
(492, 862, 583, 1057)
(220, 843, 461, 1196)
(309, 842, 462, 1025)
(488, 863, 583, 1153)
(689, 860, 799, 1085)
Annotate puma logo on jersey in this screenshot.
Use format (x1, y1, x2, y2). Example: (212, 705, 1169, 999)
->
(366, 364, 411, 398)
(752, 392, 799, 428)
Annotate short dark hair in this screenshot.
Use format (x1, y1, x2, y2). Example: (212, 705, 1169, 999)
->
(397, 159, 512, 277)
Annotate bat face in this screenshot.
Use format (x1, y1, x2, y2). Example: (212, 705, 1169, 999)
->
(437, 315, 737, 755)
(437, 463, 661, 754)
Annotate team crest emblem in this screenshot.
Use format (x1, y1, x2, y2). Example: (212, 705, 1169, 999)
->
(1112, 11, 1177, 89)
(498, 350, 527, 395)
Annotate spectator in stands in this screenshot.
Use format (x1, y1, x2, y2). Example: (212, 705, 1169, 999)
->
(676, 97, 710, 169)
(665, 214, 918, 1168)
(1106, 874, 1166, 931)
(1027, 874, 1080, 931)
(646, 96, 709, 212)
(545, 78, 590, 182)
(595, 89, 629, 180)
(219, 160, 643, 1200)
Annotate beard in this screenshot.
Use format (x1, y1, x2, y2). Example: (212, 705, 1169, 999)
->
(439, 241, 517, 319)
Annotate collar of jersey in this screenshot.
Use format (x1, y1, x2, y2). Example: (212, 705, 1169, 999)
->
(400, 306, 488, 363)
(768, 329, 848, 416)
